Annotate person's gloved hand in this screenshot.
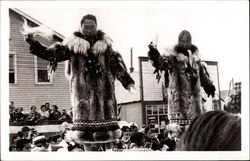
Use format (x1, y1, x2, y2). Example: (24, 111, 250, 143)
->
(206, 84, 216, 98)
(148, 42, 160, 57)
(126, 83, 136, 94)
(148, 42, 158, 51)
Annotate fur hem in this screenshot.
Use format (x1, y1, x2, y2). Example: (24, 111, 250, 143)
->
(71, 129, 122, 144)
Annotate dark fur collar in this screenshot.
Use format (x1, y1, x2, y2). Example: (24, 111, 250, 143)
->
(73, 30, 106, 44)
(174, 45, 198, 57)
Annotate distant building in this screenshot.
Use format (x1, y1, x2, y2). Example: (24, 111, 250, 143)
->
(116, 57, 221, 128)
(9, 8, 71, 112)
(221, 82, 241, 114)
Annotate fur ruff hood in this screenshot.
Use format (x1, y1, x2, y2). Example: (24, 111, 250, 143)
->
(62, 30, 113, 56)
(164, 44, 200, 63)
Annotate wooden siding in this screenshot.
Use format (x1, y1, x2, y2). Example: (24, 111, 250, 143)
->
(115, 71, 141, 104)
(9, 10, 71, 113)
(141, 60, 164, 101)
(200, 61, 221, 111)
(120, 102, 143, 127)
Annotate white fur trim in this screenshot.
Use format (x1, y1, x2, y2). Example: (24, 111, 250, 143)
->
(192, 50, 201, 62)
(92, 40, 108, 56)
(62, 35, 90, 56)
(92, 34, 112, 56)
(62, 34, 112, 56)
(103, 34, 113, 46)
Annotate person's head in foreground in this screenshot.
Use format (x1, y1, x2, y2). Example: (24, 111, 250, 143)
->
(181, 110, 241, 151)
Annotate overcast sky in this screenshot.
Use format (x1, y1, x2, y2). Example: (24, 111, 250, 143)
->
(9, 1, 250, 90)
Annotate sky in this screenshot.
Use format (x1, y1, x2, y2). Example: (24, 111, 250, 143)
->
(8, 1, 250, 90)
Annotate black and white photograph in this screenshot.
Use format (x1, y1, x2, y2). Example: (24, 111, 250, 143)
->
(1, 0, 249, 160)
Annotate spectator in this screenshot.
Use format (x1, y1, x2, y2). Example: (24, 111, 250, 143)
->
(181, 110, 241, 151)
(128, 132, 146, 149)
(161, 128, 177, 151)
(45, 102, 51, 112)
(21, 126, 34, 139)
(49, 105, 61, 120)
(129, 122, 138, 134)
(51, 134, 62, 144)
(120, 125, 131, 149)
(9, 101, 16, 122)
(13, 131, 24, 150)
(40, 104, 50, 120)
(16, 139, 31, 152)
(59, 109, 70, 121)
(26, 106, 40, 124)
(15, 107, 25, 122)
(150, 136, 161, 151)
(31, 135, 49, 152)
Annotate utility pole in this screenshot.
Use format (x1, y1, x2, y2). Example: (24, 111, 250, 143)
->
(129, 47, 134, 73)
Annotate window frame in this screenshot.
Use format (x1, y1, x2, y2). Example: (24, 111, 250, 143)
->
(34, 55, 53, 84)
(9, 51, 17, 84)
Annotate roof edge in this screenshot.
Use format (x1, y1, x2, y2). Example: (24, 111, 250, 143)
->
(118, 100, 141, 105)
(10, 8, 65, 40)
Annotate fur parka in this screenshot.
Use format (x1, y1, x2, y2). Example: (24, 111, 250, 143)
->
(28, 30, 134, 143)
(148, 45, 215, 126)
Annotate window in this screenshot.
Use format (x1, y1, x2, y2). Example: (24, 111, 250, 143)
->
(9, 54, 16, 84)
(145, 104, 169, 133)
(35, 56, 52, 84)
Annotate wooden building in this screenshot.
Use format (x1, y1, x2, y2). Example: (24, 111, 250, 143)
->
(9, 8, 71, 113)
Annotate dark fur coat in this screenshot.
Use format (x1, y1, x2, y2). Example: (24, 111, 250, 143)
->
(148, 45, 215, 126)
(28, 30, 134, 143)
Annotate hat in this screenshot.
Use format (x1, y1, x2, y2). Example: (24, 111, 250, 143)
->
(33, 135, 46, 145)
(21, 126, 34, 132)
(129, 122, 138, 128)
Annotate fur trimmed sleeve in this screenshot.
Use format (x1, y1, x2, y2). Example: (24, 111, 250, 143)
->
(29, 40, 70, 74)
(109, 49, 135, 89)
(200, 62, 216, 97)
(148, 46, 168, 71)
(29, 40, 69, 62)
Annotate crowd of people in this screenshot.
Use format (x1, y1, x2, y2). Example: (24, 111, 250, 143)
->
(9, 102, 73, 125)
(9, 121, 180, 152)
(9, 110, 241, 152)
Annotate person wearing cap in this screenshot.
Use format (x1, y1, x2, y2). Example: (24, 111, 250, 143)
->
(129, 122, 139, 135)
(31, 135, 49, 152)
(148, 30, 216, 126)
(24, 14, 135, 151)
(16, 139, 32, 151)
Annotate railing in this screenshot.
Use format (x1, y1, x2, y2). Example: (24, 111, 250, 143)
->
(9, 119, 72, 126)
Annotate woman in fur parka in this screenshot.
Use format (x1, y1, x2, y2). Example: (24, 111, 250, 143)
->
(148, 30, 215, 126)
(24, 14, 135, 150)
